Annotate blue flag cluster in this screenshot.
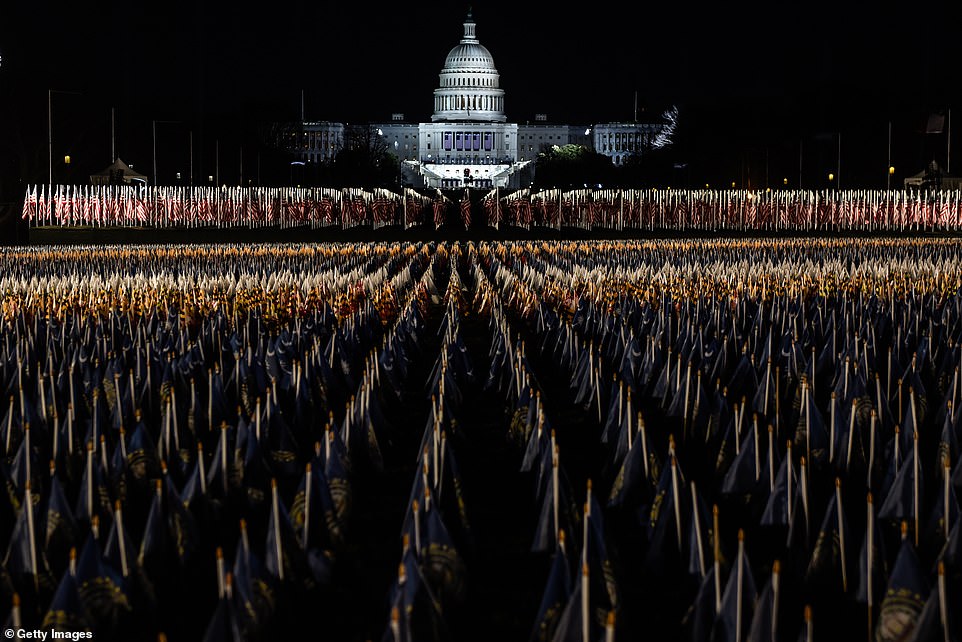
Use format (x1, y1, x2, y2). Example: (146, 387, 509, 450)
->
(2, 238, 962, 642)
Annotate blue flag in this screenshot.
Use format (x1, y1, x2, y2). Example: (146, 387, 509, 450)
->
(876, 536, 929, 642)
(41, 568, 92, 633)
(529, 535, 572, 642)
(712, 533, 756, 642)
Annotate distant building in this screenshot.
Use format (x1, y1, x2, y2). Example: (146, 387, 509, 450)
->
(515, 124, 592, 162)
(90, 158, 148, 185)
(298, 122, 345, 165)
(592, 122, 665, 166)
(291, 10, 666, 188)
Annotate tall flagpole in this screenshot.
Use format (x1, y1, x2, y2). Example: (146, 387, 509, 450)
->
(945, 109, 952, 176)
(152, 120, 158, 185)
(887, 122, 892, 191)
(48, 90, 53, 189)
(799, 139, 803, 189)
(838, 132, 842, 191)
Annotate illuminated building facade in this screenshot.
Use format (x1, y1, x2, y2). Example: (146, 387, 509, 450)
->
(296, 10, 666, 188)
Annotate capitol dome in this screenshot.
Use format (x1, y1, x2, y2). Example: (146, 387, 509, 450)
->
(432, 9, 506, 123)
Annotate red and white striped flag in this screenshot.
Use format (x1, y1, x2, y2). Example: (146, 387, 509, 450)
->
(21, 185, 36, 220)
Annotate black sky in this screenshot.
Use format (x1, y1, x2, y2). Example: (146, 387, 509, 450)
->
(2, 0, 960, 192)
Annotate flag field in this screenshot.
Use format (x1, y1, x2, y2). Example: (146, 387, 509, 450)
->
(0, 238, 959, 641)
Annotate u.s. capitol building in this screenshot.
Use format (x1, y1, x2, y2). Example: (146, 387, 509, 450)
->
(297, 9, 666, 189)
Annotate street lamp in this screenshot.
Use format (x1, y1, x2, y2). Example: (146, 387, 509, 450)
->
(48, 89, 82, 186)
(290, 161, 305, 186)
(888, 166, 895, 191)
(828, 172, 835, 186)
(153, 119, 182, 185)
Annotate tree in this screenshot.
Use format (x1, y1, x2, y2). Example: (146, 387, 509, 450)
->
(533, 144, 613, 189)
(333, 125, 399, 187)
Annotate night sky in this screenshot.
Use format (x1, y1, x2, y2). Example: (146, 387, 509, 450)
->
(1, 0, 960, 192)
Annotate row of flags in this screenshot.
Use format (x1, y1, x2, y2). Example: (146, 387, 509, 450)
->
(499, 188, 962, 232)
(0, 241, 440, 639)
(384, 253, 474, 641)
(20, 185, 445, 231)
(468, 237, 961, 641)
(25, 185, 962, 233)
(2, 238, 961, 640)
(478, 258, 620, 642)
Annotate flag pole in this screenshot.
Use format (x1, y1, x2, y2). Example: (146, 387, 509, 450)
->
(736, 529, 745, 642)
(271, 478, 284, 581)
(671, 455, 683, 551)
(944, 460, 951, 542)
(836, 478, 847, 593)
(945, 109, 952, 175)
(581, 563, 590, 642)
(24, 482, 38, 592)
(304, 462, 312, 547)
(772, 560, 781, 642)
(913, 430, 919, 546)
(938, 562, 949, 642)
(691, 482, 706, 578)
(713, 504, 722, 614)
(867, 492, 874, 642)
(552, 444, 560, 550)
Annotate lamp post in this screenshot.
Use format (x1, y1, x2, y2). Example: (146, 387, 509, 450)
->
(153, 120, 182, 185)
(836, 132, 841, 191)
(48, 89, 82, 187)
(887, 121, 892, 191)
(291, 161, 305, 186)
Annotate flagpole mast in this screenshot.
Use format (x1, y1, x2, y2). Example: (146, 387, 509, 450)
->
(48, 89, 53, 189)
(887, 121, 892, 191)
(836, 478, 847, 593)
(713, 505, 722, 614)
(153, 120, 158, 185)
(736, 529, 745, 642)
(945, 109, 952, 176)
(867, 492, 874, 642)
(938, 562, 949, 642)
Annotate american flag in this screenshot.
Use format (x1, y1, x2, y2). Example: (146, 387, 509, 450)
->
(135, 190, 149, 223)
(460, 191, 471, 229)
(520, 198, 532, 228)
(352, 197, 368, 227)
(21, 185, 36, 220)
(406, 195, 422, 228)
(433, 198, 446, 229)
(81, 185, 92, 223)
(319, 197, 334, 226)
